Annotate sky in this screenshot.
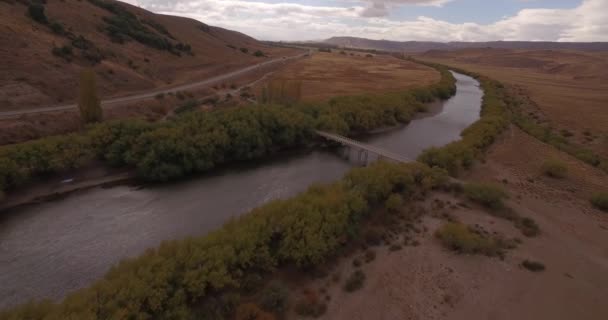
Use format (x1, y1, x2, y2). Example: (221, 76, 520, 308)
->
(121, 0, 608, 42)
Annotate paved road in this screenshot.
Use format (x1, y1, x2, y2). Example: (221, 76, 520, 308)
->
(0, 52, 308, 118)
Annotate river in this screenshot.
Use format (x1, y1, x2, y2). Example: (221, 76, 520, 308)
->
(0, 72, 482, 308)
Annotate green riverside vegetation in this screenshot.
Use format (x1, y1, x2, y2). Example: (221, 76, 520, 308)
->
(416, 62, 510, 175)
(0, 67, 456, 198)
(0, 161, 447, 319)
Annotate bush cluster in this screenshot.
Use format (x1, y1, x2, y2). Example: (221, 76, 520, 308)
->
(521, 260, 546, 272)
(435, 222, 506, 256)
(51, 45, 72, 60)
(88, 0, 192, 55)
(0, 161, 445, 318)
(591, 192, 608, 212)
(541, 159, 568, 178)
(463, 182, 508, 209)
(27, 4, 47, 24)
(343, 270, 366, 292)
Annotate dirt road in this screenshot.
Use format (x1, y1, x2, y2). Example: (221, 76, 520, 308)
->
(0, 52, 308, 119)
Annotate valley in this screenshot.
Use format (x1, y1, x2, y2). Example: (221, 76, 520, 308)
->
(0, 0, 607, 319)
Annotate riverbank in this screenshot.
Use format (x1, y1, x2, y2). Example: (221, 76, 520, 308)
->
(0, 99, 448, 213)
(0, 170, 135, 213)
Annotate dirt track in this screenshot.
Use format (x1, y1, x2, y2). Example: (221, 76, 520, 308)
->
(0, 52, 308, 119)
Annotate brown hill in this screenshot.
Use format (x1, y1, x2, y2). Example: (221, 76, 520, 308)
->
(0, 0, 297, 111)
(324, 36, 608, 53)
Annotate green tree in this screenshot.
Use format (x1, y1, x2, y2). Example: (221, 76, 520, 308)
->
(78, 70, 103, 124)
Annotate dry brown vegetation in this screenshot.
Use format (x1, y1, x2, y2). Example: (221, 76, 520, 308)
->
(257, 51, 439, 101)
(0, 0, 297, 111)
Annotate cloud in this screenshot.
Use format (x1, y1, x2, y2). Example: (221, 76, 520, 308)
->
(121, 0, 608, 42)
(359, 0, 452, 17)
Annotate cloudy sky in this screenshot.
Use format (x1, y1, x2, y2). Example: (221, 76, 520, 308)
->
(121, 0, 608, 42)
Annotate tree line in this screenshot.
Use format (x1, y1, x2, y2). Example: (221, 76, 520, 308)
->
(0, 65, 456, 198)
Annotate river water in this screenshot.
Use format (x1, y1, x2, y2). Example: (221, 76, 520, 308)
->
(0, 72, 482, 308)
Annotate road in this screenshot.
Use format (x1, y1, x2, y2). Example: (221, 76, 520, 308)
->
(0, 52, 308, 118)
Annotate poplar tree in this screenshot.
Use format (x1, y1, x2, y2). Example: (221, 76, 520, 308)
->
(78, 69, 103, 124)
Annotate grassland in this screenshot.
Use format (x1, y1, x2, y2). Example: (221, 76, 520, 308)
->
(257, 51, 439, 101)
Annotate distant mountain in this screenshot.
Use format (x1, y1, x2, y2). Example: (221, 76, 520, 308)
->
(324, 37, 608, 52)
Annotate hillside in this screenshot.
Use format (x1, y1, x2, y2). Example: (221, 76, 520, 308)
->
(324, 36, 608, 53)
(0, 0, 297, 111)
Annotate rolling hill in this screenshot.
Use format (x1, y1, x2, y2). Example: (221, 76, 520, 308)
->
(0, 0, 297, 111)
(324, 36, 608, 53)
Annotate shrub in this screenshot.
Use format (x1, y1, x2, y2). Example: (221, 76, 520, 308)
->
(258, 282, 289, 313)
(521, 260, 545, 272)
(51, 45, 72, 60)
(50, 22, 64, 34)
(155, 93, 165, 99)
(294, 290, 327, 318)
(516, 217, 540, 237)
(28, 4, 47, 24)
(591, 192, 608, 212)
(541, 160, 568, 178)
(253, 50, 264, 57)
(463, 183, 508, 209)
(435, 222, 505, 256)
(385, 193, 404, 213)
(240, 47, 249, 53)
(343, 270, 365, 292)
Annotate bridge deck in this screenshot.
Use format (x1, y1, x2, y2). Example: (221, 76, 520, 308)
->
(315, 130, 412, 163)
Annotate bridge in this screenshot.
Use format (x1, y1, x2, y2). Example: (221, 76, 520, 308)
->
(315, 130, 412, 165)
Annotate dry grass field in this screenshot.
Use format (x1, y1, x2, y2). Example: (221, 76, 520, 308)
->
(258, 51, 439, 101)
(420, 49, 608, 158)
